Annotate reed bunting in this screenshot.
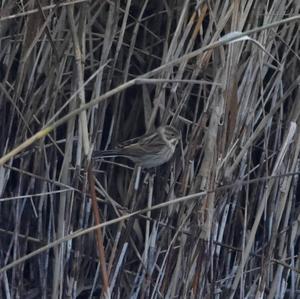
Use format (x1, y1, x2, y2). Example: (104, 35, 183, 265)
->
(94, 125, 180, 168)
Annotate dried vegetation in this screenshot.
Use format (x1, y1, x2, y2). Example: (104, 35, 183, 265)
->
(0, 0, 300, 298)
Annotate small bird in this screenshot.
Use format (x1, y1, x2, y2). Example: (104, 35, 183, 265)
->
(94, 125, 180, 168)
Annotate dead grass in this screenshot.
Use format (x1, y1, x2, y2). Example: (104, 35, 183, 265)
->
(0, 1, 300, 298)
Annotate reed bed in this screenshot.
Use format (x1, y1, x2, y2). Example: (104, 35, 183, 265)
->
(0, 1, 300, 298)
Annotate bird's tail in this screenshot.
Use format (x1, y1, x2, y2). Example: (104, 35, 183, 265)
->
(92, 149, 124, 160)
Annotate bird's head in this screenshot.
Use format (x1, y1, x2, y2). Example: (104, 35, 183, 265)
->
(160, 125, 180, 148)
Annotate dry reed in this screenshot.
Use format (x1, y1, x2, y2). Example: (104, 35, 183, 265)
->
(0, 1, 300, 298)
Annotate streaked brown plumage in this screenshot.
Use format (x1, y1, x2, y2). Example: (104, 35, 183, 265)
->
(93, 125, 180, 168)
